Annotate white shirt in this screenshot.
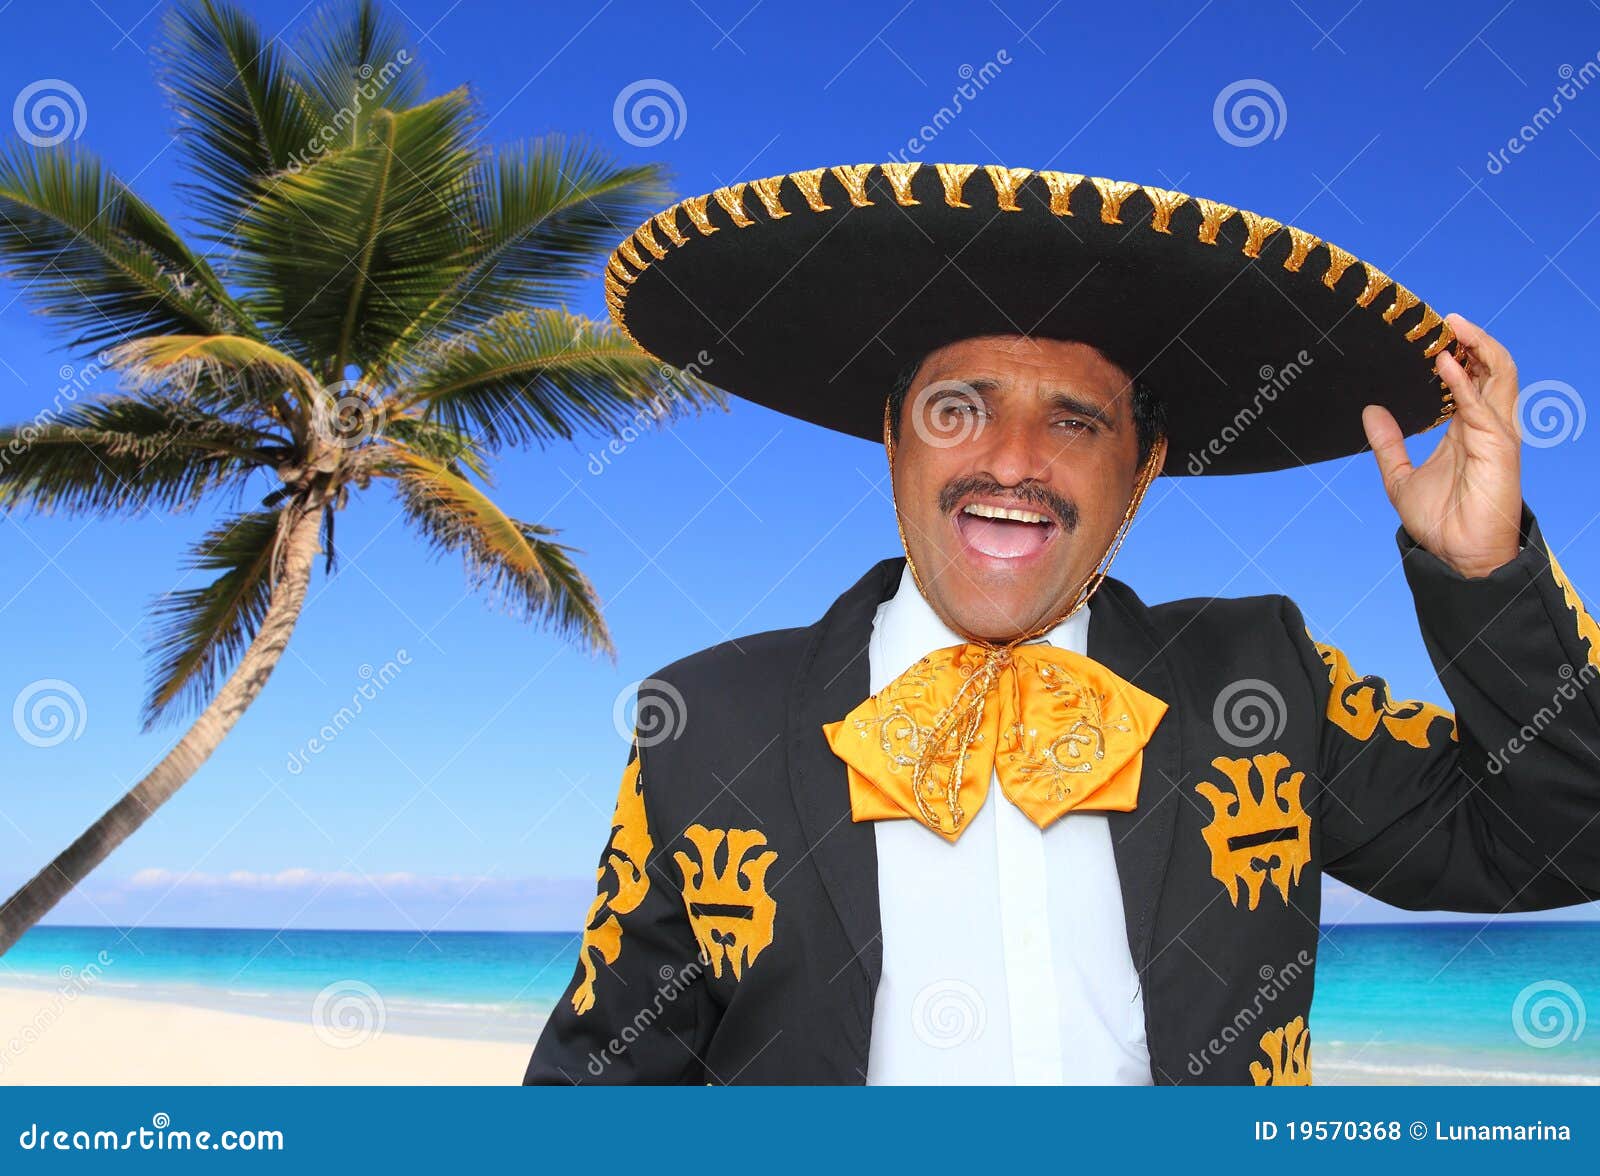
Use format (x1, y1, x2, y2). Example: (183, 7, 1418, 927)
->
(864, 565, 1152, 1085)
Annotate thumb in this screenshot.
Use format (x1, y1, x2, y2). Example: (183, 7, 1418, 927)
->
(1362, 404, 1412, 500)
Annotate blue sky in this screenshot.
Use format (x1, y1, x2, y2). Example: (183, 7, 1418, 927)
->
(1, 0, 1597, 931)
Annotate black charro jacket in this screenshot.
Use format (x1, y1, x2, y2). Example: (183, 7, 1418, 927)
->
(525, 508, 1600, 1085)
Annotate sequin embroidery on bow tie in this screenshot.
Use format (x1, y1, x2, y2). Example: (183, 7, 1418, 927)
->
(824, 643, 1166, 841)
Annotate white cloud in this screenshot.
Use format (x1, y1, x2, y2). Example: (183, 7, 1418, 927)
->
(123, 867, 575, 901)
(29, 867, 599, 932)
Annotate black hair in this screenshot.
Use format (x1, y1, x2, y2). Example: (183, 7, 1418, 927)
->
(885, 350, 1167, 466)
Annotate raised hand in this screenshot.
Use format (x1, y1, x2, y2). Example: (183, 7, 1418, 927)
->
(1361, 312, 1524, 579)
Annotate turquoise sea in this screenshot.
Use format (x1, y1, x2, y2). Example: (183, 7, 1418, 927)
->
(3, 922, 1597, 1083)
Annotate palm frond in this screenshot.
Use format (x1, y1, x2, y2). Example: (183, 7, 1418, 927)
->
(296, 0, 424, 144)
(141, 508, 282, 727)
(0, 394, 281, 516)
(0, 145, 253, 349)
(466, 135, 672, 303)
(382, 415, 490, 480)
(104, 334, 318, 421)
(387, 450, 611, 654)
(396, 307, 723, 450)
(378, 136, 672, 360)
(231, 89, 478, 370)
(157, 0, 328, 232)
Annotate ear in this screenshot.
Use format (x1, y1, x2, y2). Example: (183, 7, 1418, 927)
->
(1149, 434, 1169, 475)
(1136, 435, 1169, 486)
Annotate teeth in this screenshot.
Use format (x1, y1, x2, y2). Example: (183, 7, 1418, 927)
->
(962, 503, 1050, 524)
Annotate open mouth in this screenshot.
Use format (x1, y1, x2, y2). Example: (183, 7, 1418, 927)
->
(952, 501, 1059, 562)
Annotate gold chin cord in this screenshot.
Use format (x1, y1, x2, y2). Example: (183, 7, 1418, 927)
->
(879, 397, 1166, 835)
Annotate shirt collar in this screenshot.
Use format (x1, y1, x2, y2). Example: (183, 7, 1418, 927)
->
(870, 563, 1092, 693)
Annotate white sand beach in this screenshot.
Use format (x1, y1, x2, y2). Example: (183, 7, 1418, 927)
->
(5, 983, 1596, 1086)
(0, 985, 531, 1086)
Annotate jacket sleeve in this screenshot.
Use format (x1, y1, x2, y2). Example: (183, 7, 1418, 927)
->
(1287, 503, 1600, 913)
(523, 738, 717, 1084)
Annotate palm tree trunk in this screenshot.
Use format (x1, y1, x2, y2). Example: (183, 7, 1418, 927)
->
(0, 500, 324, 956)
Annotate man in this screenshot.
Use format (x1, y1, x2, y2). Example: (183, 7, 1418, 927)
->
(524, 162, 1600, 1084)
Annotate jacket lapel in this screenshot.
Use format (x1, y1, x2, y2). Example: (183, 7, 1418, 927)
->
(1090, 575, 1184, 979)
(784, 557, 903, 986)
(784, 560, 1183, 1081)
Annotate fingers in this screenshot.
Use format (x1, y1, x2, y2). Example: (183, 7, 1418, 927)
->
(1434, 347, 1488, 426)
(1442, 312, 1519, 424)
(1362, 403, 1412, 499)
(1445, 312, 1511, 367)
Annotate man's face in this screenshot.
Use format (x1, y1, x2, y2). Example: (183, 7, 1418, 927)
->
(890, 335, 1157, 642)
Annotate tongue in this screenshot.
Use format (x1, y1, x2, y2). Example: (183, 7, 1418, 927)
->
(958, 513, 1052, 559)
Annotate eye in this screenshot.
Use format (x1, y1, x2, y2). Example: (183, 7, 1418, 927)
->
(933, 395, 984, 419)
(1056, 417, 1095, 433)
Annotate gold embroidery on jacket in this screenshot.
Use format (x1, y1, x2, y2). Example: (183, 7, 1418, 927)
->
(1196, 752, 1312, 910)
(572, 754, 654, 1015)
(1314, 638, 1458, 748)
(674, 825, 778, 980)
(1251, 1014, 1312, 1085)
(1548, 548, 1600, 672)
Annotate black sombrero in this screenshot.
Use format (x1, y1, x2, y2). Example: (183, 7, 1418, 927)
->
(604, 162, 1457, 476)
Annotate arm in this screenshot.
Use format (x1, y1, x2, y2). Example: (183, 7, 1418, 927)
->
(1293, 507, 1600, 912)
(523, 738, 716, 1084)
(1307, 311, 1600, 910)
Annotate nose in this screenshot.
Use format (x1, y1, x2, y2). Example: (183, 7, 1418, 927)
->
(974, 411, 1059, 488)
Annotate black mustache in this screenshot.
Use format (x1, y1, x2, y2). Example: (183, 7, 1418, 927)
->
(938, 475, 1079, 531)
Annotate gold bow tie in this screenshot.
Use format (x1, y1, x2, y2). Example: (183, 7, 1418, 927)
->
(823, 643, 1167, 842)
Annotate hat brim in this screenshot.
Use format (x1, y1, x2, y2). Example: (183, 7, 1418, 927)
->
(605, 163, 1456, 476)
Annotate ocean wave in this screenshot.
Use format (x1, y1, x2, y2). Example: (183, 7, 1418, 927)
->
(1320, 1058, 1600, 1085)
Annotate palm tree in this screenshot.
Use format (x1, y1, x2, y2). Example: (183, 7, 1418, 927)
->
(0, 0, 716, 954)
